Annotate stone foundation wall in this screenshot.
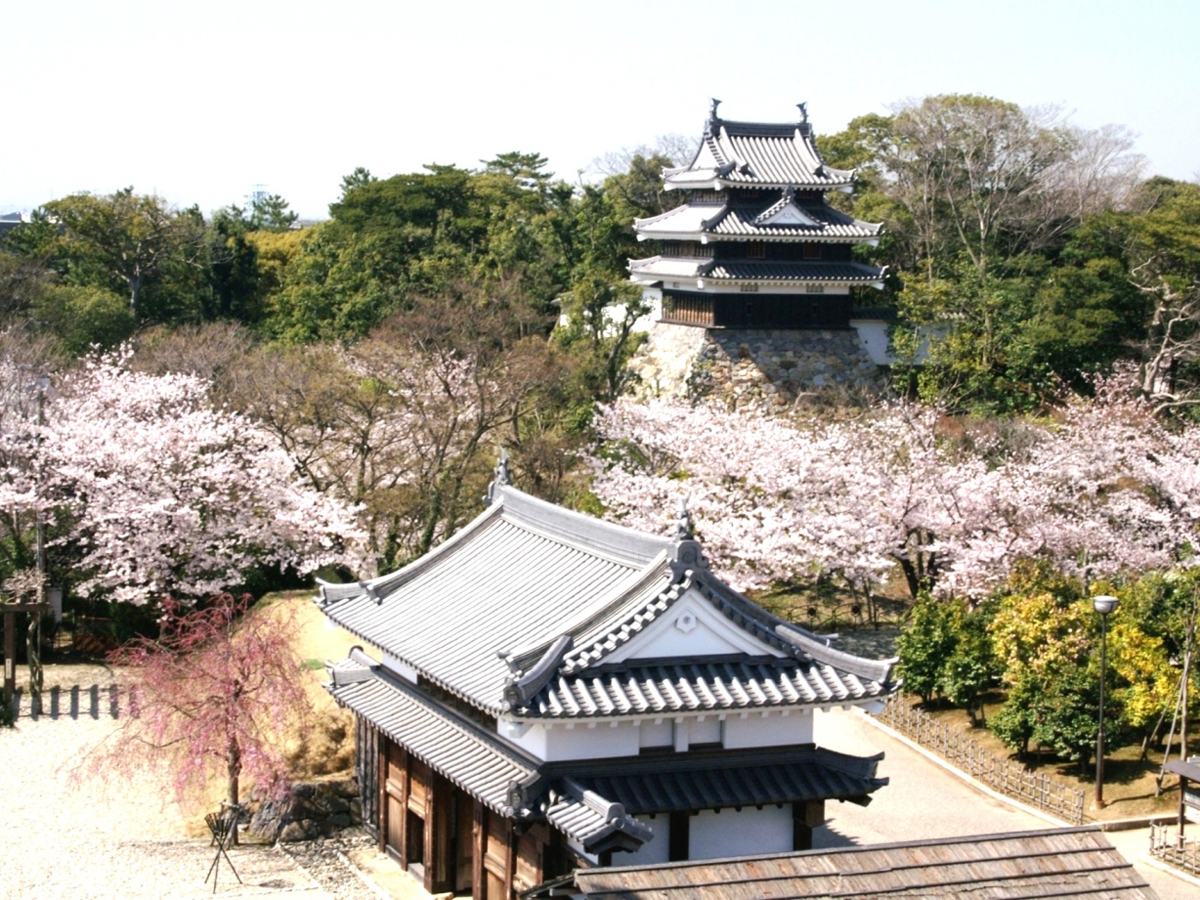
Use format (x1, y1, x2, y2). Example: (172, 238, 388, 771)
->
(249, 776, 362, 843)
(630, 323, 889, 409)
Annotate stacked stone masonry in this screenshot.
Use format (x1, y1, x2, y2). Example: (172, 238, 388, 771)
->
(249, 776, 363, 843)
(631, 322, 888, 409)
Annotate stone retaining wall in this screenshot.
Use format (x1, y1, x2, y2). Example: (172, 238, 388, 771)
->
(249, 776, 363, 843)
(630, 322, 889, 409)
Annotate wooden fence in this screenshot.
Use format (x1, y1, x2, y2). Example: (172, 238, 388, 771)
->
(875, 695, 1086, 825)
(1149, 821, 1200, 876)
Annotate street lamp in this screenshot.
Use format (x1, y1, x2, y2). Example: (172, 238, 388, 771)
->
(1094, 594, 1119, 808)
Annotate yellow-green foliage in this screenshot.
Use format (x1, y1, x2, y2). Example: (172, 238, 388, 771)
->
(246, 228, 307, 302)
(1107, 621, 1174, 731)
(989, 590, 1091, 684)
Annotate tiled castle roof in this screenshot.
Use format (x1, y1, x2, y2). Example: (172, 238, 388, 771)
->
(635, 194, 881, 242)
(664, 113, 855, 191)
(327, 651, 887, 852)
(319, 481, 896, 719)
(629, 256, 885, 286)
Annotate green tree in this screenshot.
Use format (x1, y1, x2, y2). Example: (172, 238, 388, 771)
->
(941, 602, 997, 725)
(248, 193, 298, 232)
(1124, 180, 1200, 412)
(895, 593, 956, 704)
(989, 568, 1131, 767)
(206, 206, 262, 324)
(41, 189, 207, 321)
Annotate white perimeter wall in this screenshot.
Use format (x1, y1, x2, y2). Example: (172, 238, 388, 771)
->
(689, 806, 793, 859)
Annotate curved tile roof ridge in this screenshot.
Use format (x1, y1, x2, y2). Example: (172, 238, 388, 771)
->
(496, 485, 674, 568)
(695, 573, 896, 684)
(559, 570, 696, 674)
(509, 555, 678, 674)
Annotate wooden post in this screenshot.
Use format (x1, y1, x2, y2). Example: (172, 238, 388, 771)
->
(428, 772, 454, 895)
(472, 801, 485, 900)
(376, 730, 388, 853)
(504, 818, 516, 900)
(793, 800, 825, 851)
(3, 610, 14, 710)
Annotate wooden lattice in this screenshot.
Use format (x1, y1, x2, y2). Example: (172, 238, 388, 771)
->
(1150, 821, 1200, 875)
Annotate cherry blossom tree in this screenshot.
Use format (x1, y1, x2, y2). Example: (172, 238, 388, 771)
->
(590, 399, 987, 606)
(0, 354, 364, 606)
(589, 382, 1200, 604)
(97, 593, 309, 839)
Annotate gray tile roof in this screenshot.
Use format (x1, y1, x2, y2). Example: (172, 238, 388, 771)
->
(635, 198, 880, 241)
(320, 487, 677, 713)
(522, 656, 887, 718)
(328, 652, 890, 852)
(529, 827, 1160, 899)
(549, 746, 886, 814)
(706, 261, 884, 283)
(320, 484, 896, 719)
(629, 256, 884, 285)
(326, 655, 652, 853)
(665, 119, 855, 190)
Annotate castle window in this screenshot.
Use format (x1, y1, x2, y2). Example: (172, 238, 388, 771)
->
(746, 241, 766, 259)
(804, 243, 822, 260)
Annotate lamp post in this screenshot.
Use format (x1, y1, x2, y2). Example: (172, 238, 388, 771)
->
(1093, 594, 1119, 808)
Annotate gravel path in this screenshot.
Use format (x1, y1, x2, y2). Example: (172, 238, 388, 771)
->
(1, 669, 390, 900)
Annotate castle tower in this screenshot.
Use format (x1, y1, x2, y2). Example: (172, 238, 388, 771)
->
(628, 102, 889, 402)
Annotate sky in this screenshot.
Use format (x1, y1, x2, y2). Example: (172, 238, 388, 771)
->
(3, 0, 1197, 221)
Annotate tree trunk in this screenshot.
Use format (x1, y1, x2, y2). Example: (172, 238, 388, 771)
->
(227, 737, 241, 846)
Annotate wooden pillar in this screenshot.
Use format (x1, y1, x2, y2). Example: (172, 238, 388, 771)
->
(2, 611, 14, 709)
(426, 771, 454, 895)
(792, 800, 825, 851)
(472, 801, 486, 900)
(504, 818, 517, 900)
(376, 730, 388, 853)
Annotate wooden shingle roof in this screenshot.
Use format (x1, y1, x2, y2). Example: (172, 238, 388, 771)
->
(526, 827, 1160, 899)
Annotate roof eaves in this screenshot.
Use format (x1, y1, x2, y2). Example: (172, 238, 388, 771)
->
(317, 498, 505, 606)
(777, 622, 897, 685)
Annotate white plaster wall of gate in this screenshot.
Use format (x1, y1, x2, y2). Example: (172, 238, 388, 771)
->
(689, 805, 794, 859)
(602, 591, 786, 664)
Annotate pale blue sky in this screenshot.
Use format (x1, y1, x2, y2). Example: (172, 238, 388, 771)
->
(3, 0, 1197, 219)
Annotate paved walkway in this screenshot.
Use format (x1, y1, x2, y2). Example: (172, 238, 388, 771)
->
(816, 707, 1199, 900)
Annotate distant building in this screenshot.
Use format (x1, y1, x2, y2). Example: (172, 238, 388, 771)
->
(321, 457, 898, 898)
(0, 212, 27, 240)
(630, 99, 884, 332)
(625, 102, 894, 404)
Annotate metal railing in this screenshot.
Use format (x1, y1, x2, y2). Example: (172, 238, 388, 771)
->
(1149, 821, 1200, 876)
(875, 695, 1086, 825)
